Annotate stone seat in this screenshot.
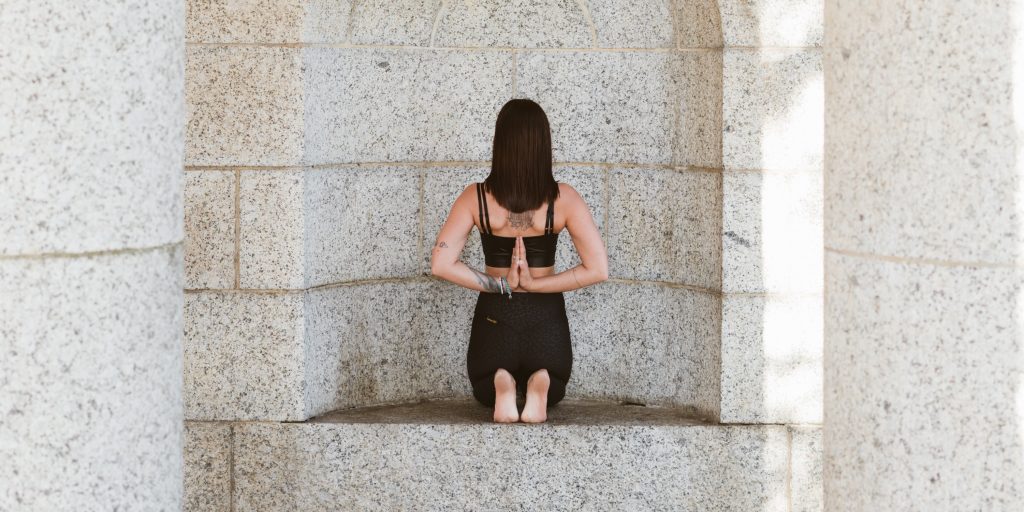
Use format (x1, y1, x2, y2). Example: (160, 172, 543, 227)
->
(229, 397, 812, 511)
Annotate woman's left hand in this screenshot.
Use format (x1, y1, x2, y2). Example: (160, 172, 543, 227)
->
(515, 236, 534, 291)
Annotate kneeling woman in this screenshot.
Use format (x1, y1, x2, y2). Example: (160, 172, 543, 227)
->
(429, 99, 609, 424)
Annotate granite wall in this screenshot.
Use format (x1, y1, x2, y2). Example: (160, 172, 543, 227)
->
(183, 0, 730, 422)
(0, 0, 186, 509)
(824, 1, 1024, 509)
(183, 0, 822, 454)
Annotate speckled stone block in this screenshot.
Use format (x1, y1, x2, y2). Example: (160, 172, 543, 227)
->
(186, 0, 351, 43)
(0, 246, 184, 510)
(825, 2, 1020, 264)
(304, 278, 720, 416)
(240, 171, 304, 289)
(421, 165, 606, 274)
(184, 422, 232, 512)
(433, 0, 590, 48)
(0, 1, 184, 255)
(675, 0, 724, 48)
(721, 293, 822, 424)
(719, 0, 823, 47)
(587, 0, 674, 48)
(185, 291, 306, 421)
(185, 171, 235, 289)
(791, 426, 823, 512)
(232, 418, 790, 510)
(186, 46, 304, 166)
(564, 281, 721, 418)
(305, 166, 422, 286)
(677, 50, 724, 169)
(723, 48, 823, 171)
(303, 279, 477, 414)
(824, 252, 1024, 509)
(723, 170, 822, 294)
(517, 50, 684, 165)
(348, 0, 441, 46)
(607, 167, 721, 290)
(303, 48, 512, 165)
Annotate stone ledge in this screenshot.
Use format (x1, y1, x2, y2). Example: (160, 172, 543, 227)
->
(230, 398, 807, 511)
(309, 397, 710, 426)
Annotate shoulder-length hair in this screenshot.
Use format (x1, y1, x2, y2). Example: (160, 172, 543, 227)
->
(483, 98, 560, 213)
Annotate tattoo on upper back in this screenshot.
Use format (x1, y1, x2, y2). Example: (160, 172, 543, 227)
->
(508, 210, 535, 230)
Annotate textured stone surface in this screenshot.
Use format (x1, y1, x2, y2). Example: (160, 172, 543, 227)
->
(675, 0, 724, 48)
(350, 0, 440, 46)
(564, 281, 721, 417)
(723, 48, 823, 171)
(305, 166, 421, 286)
(588, 0, 674, 48)
(676, 50, 724, 169)
(186, 0, 350, 43)
(825, 2, 1023, 508)
(434, 0, 589, 48)
(240, 171, 304, 289)
(721, 293, 822, 424)
(233, 416, 790, 511)
(312, 397, 708, 425)
(185, 291, 306, 421)
(517, 50, 684, 165)
(607, 168, 721, 290)
(185, 171, 235, 289)
(304, 279, 477, 415)
(0, 246, 184, 510)
(791, 426, 823, 512)
(825, 1, 1020, 264)
(824, 252, 1024, 509)
(303, 48, 512, 164)
(186, 46, 304, 166)
(719, 0, 823, 47)
(184, 422, 232, 512)
(723, 170, 822, 294)
(0, 1, 184, 255)
(304, 278, 720, 417)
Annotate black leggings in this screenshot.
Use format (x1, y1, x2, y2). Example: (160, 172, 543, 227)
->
(466, 290, 573, 407)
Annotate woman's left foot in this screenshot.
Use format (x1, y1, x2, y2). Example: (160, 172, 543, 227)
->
(520, 369, 549, 423)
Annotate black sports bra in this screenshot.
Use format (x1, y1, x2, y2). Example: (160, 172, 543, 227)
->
(476, 182, 559, 268)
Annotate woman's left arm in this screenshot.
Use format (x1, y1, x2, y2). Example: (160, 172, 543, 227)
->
(430, 184, 506, 294)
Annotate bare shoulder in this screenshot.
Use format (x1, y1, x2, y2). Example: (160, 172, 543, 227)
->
(556, 182, 586, 211)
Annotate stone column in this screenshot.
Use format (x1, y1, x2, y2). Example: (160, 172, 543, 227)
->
(825, 1, 1024, 509)
(0, 1, 185, 509)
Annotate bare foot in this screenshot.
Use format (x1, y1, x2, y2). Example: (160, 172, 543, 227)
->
(520, 369, 550, 423)
(493, 368, 520, 423)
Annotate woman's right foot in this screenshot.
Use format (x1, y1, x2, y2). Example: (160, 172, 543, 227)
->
(493, 368, 520, 423)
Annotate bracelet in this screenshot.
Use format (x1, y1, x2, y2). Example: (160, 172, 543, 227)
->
(572, 267, 582, 288)
(500, 276, 510, 299)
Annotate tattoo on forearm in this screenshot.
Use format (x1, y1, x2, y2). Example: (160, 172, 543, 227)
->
(436, 241, 448, 248)
(471, 269, 502, 293)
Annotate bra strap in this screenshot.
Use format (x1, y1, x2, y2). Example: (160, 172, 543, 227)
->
(544, 195, 554, 234)
(476, 182, 492, 234)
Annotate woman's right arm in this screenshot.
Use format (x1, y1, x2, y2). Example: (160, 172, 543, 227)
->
(519, 183, 609, 293)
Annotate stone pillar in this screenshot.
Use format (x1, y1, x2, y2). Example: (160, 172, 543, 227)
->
(0, 1, 185, 509)
(825, 1, 1024, 509)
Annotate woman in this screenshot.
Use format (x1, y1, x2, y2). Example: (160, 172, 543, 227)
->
(430, 98, 609, 424)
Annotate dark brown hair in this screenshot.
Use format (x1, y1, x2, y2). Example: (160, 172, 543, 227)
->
(483, 98, 559, 213)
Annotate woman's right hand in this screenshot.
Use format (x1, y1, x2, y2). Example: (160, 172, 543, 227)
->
(505, 237, 521, 290)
